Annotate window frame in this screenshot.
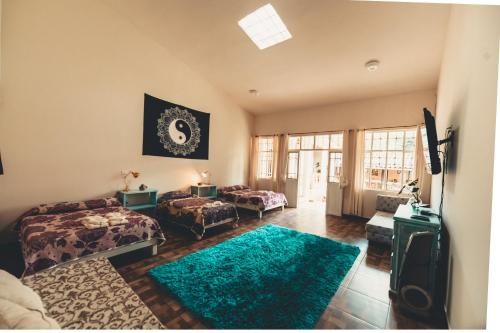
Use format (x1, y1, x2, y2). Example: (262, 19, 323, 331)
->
(287, 152, 299, 179)
(257, 136, 274, 179)
(363, 127, 417, 192)
(286, 132, 344, 183)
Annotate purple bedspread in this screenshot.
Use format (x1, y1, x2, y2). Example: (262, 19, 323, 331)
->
(17, 197, 166, 275)
(157, 196, 238, 239)
(219, 187, 288, 211)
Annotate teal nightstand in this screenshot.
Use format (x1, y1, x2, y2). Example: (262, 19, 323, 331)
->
(117, 189, 158, 211)
(191, 185, 217, 199)
(390, 204, 441, 298)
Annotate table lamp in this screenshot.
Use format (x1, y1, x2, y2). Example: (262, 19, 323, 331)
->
(201, 170, 210, 185)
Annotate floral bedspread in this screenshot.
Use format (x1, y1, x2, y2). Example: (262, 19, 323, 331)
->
(22, 257, 164, 329)
(157, 196, 238, 239)
(17, 197, 166, 275)
(220, 188, 288, 211)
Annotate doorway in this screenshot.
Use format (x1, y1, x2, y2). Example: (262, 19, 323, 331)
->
(297, 150, 328, 212)
(285, 133, 344, 216)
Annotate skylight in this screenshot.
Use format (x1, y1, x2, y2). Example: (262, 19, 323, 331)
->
(238, 4, 292, 50)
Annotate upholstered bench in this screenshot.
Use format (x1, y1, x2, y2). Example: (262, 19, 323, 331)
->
(366, 194, 409, 247)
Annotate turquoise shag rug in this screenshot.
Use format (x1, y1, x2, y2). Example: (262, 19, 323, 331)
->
(148, 224, 360, 329)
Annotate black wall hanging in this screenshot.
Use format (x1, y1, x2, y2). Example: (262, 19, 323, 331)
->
(0, 152, 3, 175)
(142, 94, 210, 160)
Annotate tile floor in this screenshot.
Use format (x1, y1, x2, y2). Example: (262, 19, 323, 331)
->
(110, 204, 447, 329)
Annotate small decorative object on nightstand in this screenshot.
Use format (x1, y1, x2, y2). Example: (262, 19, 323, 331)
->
(199, 170, 211, 185)
(120, 170, 140, 192)
(191, 184, 217, 199)
(117, 188, 158, 211)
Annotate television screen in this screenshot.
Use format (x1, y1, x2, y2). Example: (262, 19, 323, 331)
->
(421, 108, 441, 174)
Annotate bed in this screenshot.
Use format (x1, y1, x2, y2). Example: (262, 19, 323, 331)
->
(218, 185, 288, 219)
(21, 256, 164, 329)
(156, 191, 239, 240)
(16, 197, 166, 276)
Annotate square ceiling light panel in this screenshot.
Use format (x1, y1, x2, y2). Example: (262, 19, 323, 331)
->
(238, 4, 292, 50)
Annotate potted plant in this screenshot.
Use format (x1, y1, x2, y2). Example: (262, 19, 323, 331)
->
(398, 178, 421, 208)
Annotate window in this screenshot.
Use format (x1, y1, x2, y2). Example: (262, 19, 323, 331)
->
(289, 133, 343, 151)
(257, 137, 274, 179)
(364, 128, 417, 191)
(287, 132, 344, 181)
(330, 133, 343, 150)
(238, 4, 292, 50)
(288, 136, 301, 150)
(301, 136, 314, 149)
(287, 152, 299, 179)
(329, 152, 343, 182)
(314, 135, 329, 149)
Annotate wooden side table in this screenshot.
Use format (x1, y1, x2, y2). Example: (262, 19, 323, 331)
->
(117, 189, 158, 211)
(191, 185, 217, 199)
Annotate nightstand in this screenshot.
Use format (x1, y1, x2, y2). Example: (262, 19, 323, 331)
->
(191, 185, 217, 199)
(117, 189, 158, 211)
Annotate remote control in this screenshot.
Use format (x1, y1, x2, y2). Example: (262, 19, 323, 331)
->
(411, 214, 430, 221)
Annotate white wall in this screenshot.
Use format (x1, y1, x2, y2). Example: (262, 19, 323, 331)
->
(254, 89, 436, 217)
(254, 90, 436, 136)
(0, 0, 253, 232)
(431, 5, 500, 329)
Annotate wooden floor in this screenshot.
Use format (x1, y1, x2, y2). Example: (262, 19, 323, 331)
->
(110, 203, 447, 330)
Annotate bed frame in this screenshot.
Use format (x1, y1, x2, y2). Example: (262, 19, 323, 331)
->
(235, 202, 285, 219)
(168, 216, 239, 240)
(23, 239, 159, 277)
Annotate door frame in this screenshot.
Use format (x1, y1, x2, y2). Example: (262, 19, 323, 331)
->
(285, 132, 345, 213)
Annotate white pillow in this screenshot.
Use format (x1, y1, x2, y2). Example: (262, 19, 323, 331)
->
(0, 270, 60, 329)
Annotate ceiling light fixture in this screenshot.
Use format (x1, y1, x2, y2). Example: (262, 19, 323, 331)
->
(248, 89, 260, 96)
(365, 59, 380, 72)
(238, 4, 292, 50)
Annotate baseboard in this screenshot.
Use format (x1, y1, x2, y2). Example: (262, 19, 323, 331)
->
(341, 213, 369, 222)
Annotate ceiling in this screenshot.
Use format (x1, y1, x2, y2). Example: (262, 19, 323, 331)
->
(104, 0, 450, 114)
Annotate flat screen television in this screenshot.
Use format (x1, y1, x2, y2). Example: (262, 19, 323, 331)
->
(421, 108, 441, 174)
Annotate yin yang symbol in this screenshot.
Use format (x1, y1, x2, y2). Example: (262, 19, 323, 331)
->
(168, 119, 192, 144)
(157, 106, 201, 156)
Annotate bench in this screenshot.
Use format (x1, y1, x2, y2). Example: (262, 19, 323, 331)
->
(366, 194, 409, 247)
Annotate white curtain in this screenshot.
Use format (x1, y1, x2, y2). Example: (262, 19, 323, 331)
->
(248, 136, 259, 189)
(342, 129, 355, 214)
(415, 125, 432, 204)
(272, 134, 288, 193)
(344, 129, 365, 216)
(249, 134, 288, 192)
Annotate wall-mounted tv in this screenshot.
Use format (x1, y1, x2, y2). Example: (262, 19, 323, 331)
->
(421, 108, 441, 175)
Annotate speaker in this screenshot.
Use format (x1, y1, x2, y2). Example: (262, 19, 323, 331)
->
(397, 231, 435, 318)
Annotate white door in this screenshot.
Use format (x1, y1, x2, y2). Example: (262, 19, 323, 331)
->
(284, 152, 299, 208)
(325, 152, 344, 216)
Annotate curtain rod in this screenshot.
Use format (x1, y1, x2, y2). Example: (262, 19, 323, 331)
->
(254, 123, 424, 137)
